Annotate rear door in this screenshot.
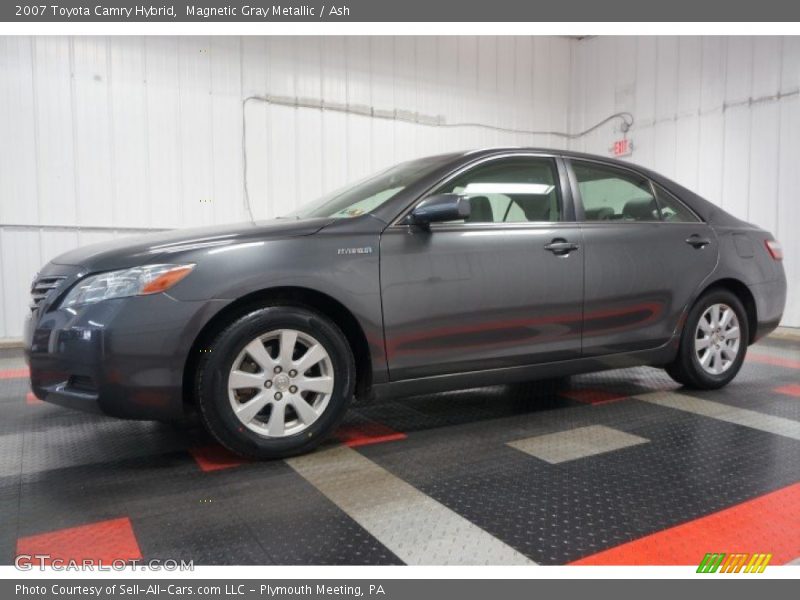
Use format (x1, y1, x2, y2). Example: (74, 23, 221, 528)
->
(569, 159, 718, 356)
(379, 154, 584, 381)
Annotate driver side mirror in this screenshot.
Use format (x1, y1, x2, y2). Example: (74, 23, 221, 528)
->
(406, 194, 471, 228)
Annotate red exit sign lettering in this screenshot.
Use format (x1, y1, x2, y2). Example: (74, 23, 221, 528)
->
(611, 138, 633, 157)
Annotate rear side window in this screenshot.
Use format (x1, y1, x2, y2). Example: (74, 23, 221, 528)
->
(433, 158, 561, 223)
(573, 161, 658, 222)
(573, 160, 701, 223)
(653, 183, 701, 223)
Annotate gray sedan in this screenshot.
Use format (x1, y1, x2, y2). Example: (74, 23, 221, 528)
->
(24, 149, 787, 458)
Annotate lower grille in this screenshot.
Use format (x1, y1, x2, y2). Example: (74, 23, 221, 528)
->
(67, 375, 97, 394)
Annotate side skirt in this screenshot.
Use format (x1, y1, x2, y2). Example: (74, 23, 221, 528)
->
(370, 343, 678, 401)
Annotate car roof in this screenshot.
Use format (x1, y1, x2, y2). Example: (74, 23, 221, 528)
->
(457, 146, 645, 168)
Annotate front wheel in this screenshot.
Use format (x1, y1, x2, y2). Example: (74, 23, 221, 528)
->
(196, 306, 355, 459)
(665, 289, 749, 390)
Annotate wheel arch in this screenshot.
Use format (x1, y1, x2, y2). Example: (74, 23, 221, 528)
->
(692, 278, 758, 344)
(182, 286, 373, 407)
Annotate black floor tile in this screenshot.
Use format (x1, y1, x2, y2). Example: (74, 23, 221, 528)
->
(360, 399, 800, 564)
(0, 337, 798, 565)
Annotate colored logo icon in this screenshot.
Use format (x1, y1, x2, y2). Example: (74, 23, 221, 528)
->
(697, 553, 772, 573)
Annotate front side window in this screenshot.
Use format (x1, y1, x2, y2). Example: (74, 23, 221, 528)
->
(431, 158, 561, 224)
(573, 161, 659, 222)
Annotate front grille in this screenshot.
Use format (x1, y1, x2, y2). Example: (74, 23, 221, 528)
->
(30, 275, 66, 310)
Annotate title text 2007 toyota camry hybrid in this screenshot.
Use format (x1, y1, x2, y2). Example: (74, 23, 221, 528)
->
(24, 149, 786, 458)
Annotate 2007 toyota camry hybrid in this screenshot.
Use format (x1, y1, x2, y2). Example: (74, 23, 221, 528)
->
(25, 149, 787, 458)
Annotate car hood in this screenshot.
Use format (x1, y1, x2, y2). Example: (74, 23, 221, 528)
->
(51, 218, 335, 271)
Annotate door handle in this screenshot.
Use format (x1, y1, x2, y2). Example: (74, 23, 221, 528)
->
(685, 235, 711, 249)
(544, 239, 580, 255)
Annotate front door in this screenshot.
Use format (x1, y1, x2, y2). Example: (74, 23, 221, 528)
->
(379, 156, 585, 381)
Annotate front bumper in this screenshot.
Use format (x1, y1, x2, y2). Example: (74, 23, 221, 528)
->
(25, 286, 226, 421)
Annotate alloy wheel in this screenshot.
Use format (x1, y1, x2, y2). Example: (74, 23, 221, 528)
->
(227, 329, 334, 437)
(694, 303, 741, 376)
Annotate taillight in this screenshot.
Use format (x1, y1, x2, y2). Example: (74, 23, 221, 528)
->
(765, 239, 783, 261)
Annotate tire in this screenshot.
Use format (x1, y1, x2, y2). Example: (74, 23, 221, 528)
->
(665, 288, 749, 390)
(196, 305, 355, 459)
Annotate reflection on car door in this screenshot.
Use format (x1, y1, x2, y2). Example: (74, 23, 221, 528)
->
(570, 159, 719, 356)
(379, 156, 585, 381)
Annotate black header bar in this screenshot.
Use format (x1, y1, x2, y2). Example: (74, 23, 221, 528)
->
(4, 0, 800, 22)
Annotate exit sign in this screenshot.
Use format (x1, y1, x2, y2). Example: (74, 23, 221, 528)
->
(611, 138, 633, 157)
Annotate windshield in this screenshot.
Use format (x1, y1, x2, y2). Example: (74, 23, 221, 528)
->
(287, 155, 455, 219)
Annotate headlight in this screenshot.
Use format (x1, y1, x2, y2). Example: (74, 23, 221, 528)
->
(60, 264, 195, 308)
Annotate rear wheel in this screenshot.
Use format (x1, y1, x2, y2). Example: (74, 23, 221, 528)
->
(196, 306, 355, 459)
(666, 289, 749, 390)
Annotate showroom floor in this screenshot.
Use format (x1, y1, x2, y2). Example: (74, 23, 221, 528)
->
(1, 337, 798, 566)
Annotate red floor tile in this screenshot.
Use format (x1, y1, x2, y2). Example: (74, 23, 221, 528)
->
(0, 367, 29, 380)
(562, 388, 628, 405)
(336, 422, 407, 448)
(190, 445, 247, 472)
(16, 517, 142, 565)
(774, 384, 800, 398)
(570, 482, 800, 565)
(747, 352, 800, 370)
(25, 391, 42, 405)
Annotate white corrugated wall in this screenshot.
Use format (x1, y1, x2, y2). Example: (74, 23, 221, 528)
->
(0, 35, 573, 340)
(569, 36, 800, 327)
(1, 35, 798, 340)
